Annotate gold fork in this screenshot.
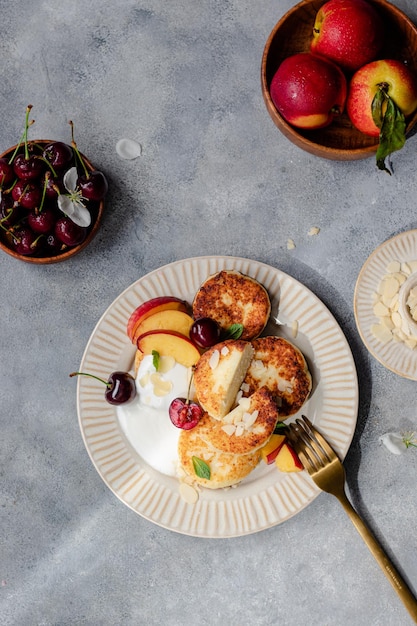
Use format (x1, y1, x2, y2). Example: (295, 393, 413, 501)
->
(286, 415, 417, 623)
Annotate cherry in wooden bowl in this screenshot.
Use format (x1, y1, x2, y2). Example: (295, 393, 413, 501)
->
(261, 0, 417, 160)
(0, 139, 105, 264)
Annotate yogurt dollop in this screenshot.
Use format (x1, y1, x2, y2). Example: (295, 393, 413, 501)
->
(117, 355, 191, 476)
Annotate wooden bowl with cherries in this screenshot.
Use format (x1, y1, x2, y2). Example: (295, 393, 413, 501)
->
(0, 107, 107, 264)
(261, 0, 417, 161)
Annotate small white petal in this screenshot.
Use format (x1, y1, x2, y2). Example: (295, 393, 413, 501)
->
(380, 433, 406, 455)
(63, 166, 79, 193)
(116, 138, 142, 160)
(58, 194, 74, 215)
(69, 200, 91, 227)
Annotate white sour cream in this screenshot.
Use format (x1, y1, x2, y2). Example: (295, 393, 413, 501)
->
(117, 355, 191, 476)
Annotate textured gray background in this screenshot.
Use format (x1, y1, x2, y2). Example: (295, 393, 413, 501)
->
(1, 1, 417, 624)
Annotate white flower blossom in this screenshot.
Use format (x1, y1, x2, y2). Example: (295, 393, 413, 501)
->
(380, 431, 417, 455)
(57, 167, 91, 227)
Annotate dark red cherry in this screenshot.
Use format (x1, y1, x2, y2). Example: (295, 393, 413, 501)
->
(11, 180, 42, 209)
(78, 170, 108, 201)
(28, 206, 57, 234)
(0, 194, 22, 227)
(11, 227, 41, 256)
(190, 317, 221, 349)
(13, 153, 44, 181)
(54, 217, 87, 246)
(44, 232, 64, 255)
(69, 371, 136, 405)
(169, 397, 203, 430)
(0, 158, 15, 187)
(43, 141, 74, 170)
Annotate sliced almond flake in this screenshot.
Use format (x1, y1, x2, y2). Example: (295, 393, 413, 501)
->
(371, 323, 392, 344)
(287, 238, 296, 250)
(235, 424, 245, 437)
(392, 311, 403, 328)
(179, 482, 199, 504)
(401, 262, 412, 275)
(208, 349, 220, 370)
(291, 320, 298, 338)
(221, 424, 236, 436)
(235, 390, 243, 403)
(223, 412, 236, 424)
(238, 396, 251, 410)
(381, 316, 395, 330)
(373, 301, 389, 317)
(381, 276, 400, 299)
(220, 346, 230, 356)
(405, 338, 417, 349)
(308, 226, 320, 236)
(386, 261, 401, 273)
(393, 272, 407, 285)
(240, 382, 250, 393)
(409, 261, 417, 273)
(243, 410, 258, 427)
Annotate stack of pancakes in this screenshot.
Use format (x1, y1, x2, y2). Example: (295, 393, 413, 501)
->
(178, 270, 312, 490)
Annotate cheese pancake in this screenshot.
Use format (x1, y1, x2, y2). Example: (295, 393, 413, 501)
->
(197, 387, 279, 454)
(243, 336, 312, 417)
(192, 270, 271, 340)
(193, 339, 254, 420)
(178, 428, 260, 489)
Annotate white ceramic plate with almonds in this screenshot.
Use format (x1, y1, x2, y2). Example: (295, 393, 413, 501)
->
(354, 230, 417, 380)
(77, 256, 358, 538)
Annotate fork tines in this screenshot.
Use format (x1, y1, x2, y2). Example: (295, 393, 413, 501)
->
(286, 415, 338, 472)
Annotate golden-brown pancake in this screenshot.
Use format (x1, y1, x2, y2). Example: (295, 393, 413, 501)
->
(178, 427, 260, 489)
(243, 336, 312, 417)
(192, 270, 271, 340)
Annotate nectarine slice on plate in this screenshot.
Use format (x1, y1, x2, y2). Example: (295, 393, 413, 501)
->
(131, 309, 194, 344)
(127, 296, 188, 342)
(260, 433, 286, 464)
(137, 330, 201, 368)
(275, 442, 303, 473)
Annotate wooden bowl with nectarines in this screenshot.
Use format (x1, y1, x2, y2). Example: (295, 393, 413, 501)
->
(261, 0, 417, 160)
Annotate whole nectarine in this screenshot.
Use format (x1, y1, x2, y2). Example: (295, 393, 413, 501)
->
(270, 53, 347, 130)
(310, 0, 385, 73)
(347, 59, 417, 137)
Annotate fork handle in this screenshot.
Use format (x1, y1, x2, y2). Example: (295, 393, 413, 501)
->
(337, 491, 417, 623)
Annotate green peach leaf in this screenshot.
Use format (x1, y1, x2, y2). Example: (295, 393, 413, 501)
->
(376, 96, 406, 174)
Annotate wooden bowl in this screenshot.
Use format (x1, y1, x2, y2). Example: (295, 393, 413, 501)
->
(261, 0, 417, 160)
(0, 140, 105, 264)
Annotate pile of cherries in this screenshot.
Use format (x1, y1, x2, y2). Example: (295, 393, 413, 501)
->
(0, 105, 108, 258)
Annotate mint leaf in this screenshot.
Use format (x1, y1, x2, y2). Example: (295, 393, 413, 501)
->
(192, 456, 211, 480)
(152, 350, 160, 371)
(223, 323, 244, 340)
(273, 421, 288, 434)
(372, 85, 406, 175)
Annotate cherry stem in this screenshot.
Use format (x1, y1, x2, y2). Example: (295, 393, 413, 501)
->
(8, 129, 26, 165)
(69, 120, 89, 179)
(37, 173, 49, 213)
(69, 371, 110, 388)
(23, 105, 34, 160)
(39, 156, 58, 178)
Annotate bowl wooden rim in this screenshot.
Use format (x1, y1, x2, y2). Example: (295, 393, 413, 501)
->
(261, 0, 417, 160)
(0, 139, 105, 264)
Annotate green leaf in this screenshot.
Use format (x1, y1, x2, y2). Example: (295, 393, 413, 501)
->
(371, 88, 385, 130)
(152, 350, 160, 371)
(372, 86, 406, 174)
(223, 323, 244, 340)
(273, 421, 288, 434)
(192, 456, 211, 480)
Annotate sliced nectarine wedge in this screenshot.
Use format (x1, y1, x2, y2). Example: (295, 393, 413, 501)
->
(131, 309, 194, 344)
(275, 442, 303, 473)
(137, 330, 200, 368)
(260, 433, 286, 464)
(127, 296, 188, 342)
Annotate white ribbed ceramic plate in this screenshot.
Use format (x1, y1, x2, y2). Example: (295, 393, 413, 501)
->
(354, 229, 417, 380)
(77, 256, 358, 538)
